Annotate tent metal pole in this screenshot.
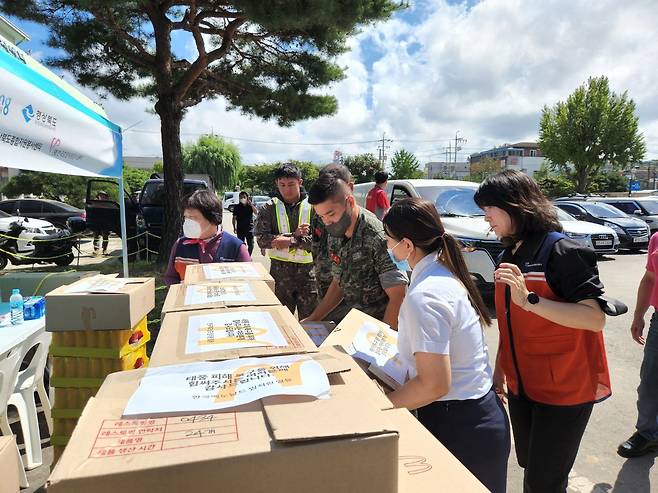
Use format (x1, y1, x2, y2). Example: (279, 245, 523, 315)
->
(118, 176, 130, 278)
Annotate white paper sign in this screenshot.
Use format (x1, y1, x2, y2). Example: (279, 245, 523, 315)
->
(202, 263, 260, 279)
(350, 322, 408, 385)
(184, 282, 256, 306)
(66, 276, 130, 293)
(185, 311, 289, 354)
(123, 355, 330, 417)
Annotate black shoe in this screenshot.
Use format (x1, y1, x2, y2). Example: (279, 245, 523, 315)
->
(617, 432, 658, 458)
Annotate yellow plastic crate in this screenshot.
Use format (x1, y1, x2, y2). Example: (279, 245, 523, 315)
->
(51, 348, 149, 388)
(52, 388, 97, 411)
(50, 317, 150, 359)
(53, 418, 78, 437)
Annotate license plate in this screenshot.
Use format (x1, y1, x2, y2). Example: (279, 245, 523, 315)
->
(634, 236, 648, 243)
(595, 240, 613, 246)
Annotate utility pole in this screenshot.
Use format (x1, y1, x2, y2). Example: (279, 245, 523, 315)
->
(454, 131, 467, 163)
(377, 132, 392, 170)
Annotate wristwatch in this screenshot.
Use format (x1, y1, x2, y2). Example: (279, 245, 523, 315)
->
(527, 292, 540, 305)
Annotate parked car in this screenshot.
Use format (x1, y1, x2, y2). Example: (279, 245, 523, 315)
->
(354, 179, 501, 291)
(554, 200, 650, 251)
(0, 209, 61, 254)
(252, 195, 271, 211)
(224, 192, 238, 211)
(0, 198, 84, 229)
(587, 197, 658, 235)
(555, 207, 619, 255)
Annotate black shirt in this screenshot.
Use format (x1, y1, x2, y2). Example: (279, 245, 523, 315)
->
(233, 203, 255, 234)
(500, 232, 604, 303)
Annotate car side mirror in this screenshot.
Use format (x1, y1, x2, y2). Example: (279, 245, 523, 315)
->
(634, 210, 643, 216)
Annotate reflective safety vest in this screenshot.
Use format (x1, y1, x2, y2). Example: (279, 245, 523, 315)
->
(269, 197, 313, 264)
(494, 232, 611, 406)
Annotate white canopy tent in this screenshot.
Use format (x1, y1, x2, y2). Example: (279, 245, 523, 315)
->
(0, 33, 129, 276)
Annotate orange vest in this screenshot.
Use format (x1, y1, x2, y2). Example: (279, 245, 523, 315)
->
(494, 232, 611, 406)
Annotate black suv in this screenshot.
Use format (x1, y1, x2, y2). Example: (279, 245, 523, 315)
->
(555, 200, 650, 251)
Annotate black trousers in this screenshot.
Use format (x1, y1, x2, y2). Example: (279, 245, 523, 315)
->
(237, 231, 254, 256)
(417, 389, 511, 493)
(508, 392, 594, 493)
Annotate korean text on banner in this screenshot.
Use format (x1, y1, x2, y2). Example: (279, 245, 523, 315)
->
(185, 311, 289, 354)
(184, 282, 256, 306)
(123, 355, 330, 417)
(350, 322, 408, 386)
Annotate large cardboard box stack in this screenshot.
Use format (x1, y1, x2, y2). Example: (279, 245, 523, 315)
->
(183, 262, 275, 291)
(45, 276, 155, 461)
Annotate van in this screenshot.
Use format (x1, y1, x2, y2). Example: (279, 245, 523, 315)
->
(354, 179, 500, 291)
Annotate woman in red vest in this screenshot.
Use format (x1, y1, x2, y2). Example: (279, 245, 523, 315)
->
(474, 170, 611, 493)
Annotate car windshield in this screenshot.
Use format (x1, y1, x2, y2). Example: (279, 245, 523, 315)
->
(415, 186, 483, 216)
(141, 182, 206, 206)
(581, 202, 628, 218)
(0, 210, 9, 218)
(555, 207, 576, 221)
(639, 200, 658, 214)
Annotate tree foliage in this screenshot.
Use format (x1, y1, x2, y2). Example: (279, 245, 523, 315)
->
(539, 76, 646, 193)
(2, 0, 402, 259)
(2, 171, 88, 208)
(122, 165, 153, 194)
(390, 149, 423, 179)
(466, 156, 501, 183)
(534, 165, 576, 198)
(343, 153, 380, 184)
(183, 135, 242, 191)
(239, 161, 320, 196)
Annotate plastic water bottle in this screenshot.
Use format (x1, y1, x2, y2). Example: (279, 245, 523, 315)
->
(10, 289, 24, 325)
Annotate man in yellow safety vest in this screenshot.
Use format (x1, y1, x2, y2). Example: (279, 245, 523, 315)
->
(255, 163, 317, 318)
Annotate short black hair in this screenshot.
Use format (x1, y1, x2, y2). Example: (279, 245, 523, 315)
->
(308, 172, 349, 205)
(184, 189, 223, 225)
(320, 163, 352, 183)
(375, 171, 389, 184)
(274, 163, 302, 180)
(239, 191, 249, 198)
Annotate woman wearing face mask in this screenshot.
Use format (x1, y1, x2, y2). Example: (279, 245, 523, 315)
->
(164, 189, 251, 285)
(384, 198, 510, 493)
(474, 170, 611, 493)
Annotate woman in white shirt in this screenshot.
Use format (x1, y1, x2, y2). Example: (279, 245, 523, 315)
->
(384, 198, 510, 493)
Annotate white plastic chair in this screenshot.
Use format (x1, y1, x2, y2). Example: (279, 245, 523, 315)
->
(8, 331, 53, 470)
(0, 342, 29, 487)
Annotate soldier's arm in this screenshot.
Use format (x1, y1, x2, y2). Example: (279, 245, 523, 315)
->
(254, 201, 278, 249)
(302, 278, 344, 322)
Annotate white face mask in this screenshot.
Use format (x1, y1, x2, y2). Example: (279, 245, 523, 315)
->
(183, 218, 202, 239)
(240, 198, 248, 205)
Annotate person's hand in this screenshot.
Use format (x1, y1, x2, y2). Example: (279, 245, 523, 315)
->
(295, 223, 310, 237)
(271, 236, 293, 250)
(495, 263, 530, 309)
(631, 317, 646, 345)
(493, 366, 507, 404)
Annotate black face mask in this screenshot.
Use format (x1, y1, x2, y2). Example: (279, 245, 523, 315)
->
(326, 199, 353, 238)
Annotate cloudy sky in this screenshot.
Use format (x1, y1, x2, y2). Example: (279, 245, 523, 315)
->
(9, 0, 658, 166)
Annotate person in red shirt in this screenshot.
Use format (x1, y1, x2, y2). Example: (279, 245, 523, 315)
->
(365, 171, 390, 220)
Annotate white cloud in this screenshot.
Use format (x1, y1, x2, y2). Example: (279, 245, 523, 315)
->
(70, 0, 658, 165)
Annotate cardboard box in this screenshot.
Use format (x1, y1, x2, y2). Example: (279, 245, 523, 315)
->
(150, 305, 318, 367)
(0, 270, 99, 302)
(47, 349, 399, 493)
(0, 435, 21, 493)
(161, 280, 279, 314)
(46, 277, 155, 331)
(387, 408, 488, 492)
(320, 309, 406, 390)
(183, 262, 275, 291)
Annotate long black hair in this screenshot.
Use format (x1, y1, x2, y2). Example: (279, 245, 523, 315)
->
(474, 169, 561, 245)
(383, 198, 491, 326)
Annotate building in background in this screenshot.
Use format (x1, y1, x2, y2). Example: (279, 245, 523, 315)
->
(425, 161, 470, 179)
(469, 141, 546, 177)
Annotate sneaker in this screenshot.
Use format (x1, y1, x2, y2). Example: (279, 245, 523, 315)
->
(617, 432, 658, 458)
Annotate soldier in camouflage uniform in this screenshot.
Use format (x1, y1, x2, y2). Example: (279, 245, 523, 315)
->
(304, 172, 407, 328)
(255, 164, 317, 318)
(311, 164, 353, 323)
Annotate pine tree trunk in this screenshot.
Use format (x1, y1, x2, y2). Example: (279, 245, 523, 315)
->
(155, 96, 184, 264)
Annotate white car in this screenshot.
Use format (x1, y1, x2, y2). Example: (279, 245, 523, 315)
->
(0, 211, 59, 253)
(556, 207, 619, 255)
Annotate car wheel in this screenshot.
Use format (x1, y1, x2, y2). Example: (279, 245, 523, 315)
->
(0, 255, 7, 271)
(228, 204, 235, 212)
(54, 253, 75, 266)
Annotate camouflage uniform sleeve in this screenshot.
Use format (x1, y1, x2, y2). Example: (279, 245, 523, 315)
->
(371, 227, 409, 288)
(294, 209, 314, 252)
(254, 200, 277, 249)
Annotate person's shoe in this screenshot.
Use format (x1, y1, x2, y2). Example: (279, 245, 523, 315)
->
(617, 432, 658, 458)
